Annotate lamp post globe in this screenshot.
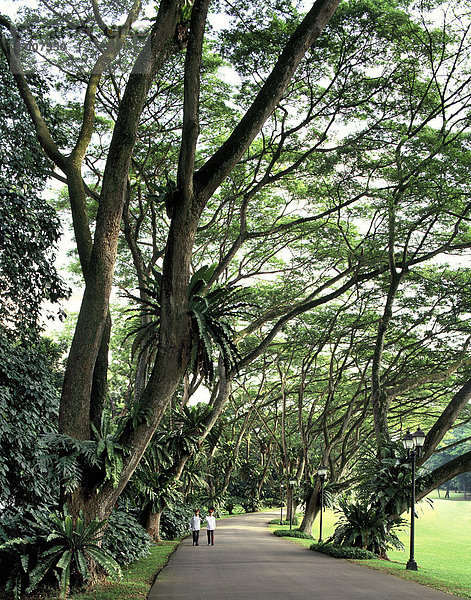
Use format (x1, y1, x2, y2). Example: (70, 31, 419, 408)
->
(402, 430, 414, 450)
(413, 427, 426, 448)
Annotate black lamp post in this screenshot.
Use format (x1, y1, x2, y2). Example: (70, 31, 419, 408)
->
(289, 479, 296, 530)
(280, 482, 284, 525)
(402, 427, 426, 571)
(317, 465, 328, 543)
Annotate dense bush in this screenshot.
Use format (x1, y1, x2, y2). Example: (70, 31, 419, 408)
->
(0, 335, 62, 509)
(102, 509, 152, 565)
(273, 529, 313, 539)
(0, 506, 121, 599)
(330, 499, 405, 556)
(0, 506, 47, 597)
(310, 542, 377, 560)
(240, 497, 264, 513)
(160, 504, 194, 540)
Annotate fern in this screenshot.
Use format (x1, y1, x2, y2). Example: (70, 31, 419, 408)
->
(126, 264, 247, 382)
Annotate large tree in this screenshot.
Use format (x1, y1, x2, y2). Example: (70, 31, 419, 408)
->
(0, 0, 341, 522)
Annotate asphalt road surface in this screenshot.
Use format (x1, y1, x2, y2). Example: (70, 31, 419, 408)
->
(148, 511, 462, 600)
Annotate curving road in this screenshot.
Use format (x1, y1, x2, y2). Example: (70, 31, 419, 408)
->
(148, 511, 462, 600)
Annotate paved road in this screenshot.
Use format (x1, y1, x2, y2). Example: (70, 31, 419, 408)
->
(148, 511, 462, 600)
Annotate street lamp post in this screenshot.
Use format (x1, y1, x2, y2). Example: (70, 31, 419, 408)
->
(280, 482, 283, 525)
(317, 465, 328, 543)
(289, 480, 296, 530)
(402, 427, 426, 571)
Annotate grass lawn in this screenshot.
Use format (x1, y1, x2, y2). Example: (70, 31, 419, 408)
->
(68, 541, 178, 600)
(270, 495, 471, 599)
(366, 495, 471, 599)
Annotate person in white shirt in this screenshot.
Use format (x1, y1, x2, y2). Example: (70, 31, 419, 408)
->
(190, 508, 201, 546)
(205, 507, 216, 545)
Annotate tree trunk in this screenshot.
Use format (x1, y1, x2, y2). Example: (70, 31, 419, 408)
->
(370, 270, 403, 445)
(299, 483, 321, 534)
(145, 507, 163, 542)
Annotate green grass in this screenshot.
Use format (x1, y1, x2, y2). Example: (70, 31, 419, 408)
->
(68, 541, 178, 600)
(364, 497, 471, 599)
(269, 498, 471, 599)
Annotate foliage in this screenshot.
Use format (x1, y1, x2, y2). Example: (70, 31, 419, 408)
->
(355, 441, 416, 516)
(0, 53, 60, 190)
(42, 412, 130, 496)
(28, 507, 121, 598)
(187, 264, 246, 381)
(310, 542, 377, 560)
(91, 413, 126, 490)
(228, 468, 266, 513)
(125, 404, 213, 524)
(40, 433, 103, 495)
(159, 505, 194, 541)
(196, 491, 228, 516)
(273, 528, 313, 539)
(330, 499, 406, 556)
(0, 334, 62, 508)
(0, 506, 47, 600)
(0, 506, 121, 599)
(0, 187, 68, 336)
(56, 542, 179, 600)
(128, 265, 245, 381)
(102, 509, 152, 566)
(223, 496, 245, 514)
(0, 56, 68, 336)
(3, 0, 471, 550)
(166, 404, 214, 457)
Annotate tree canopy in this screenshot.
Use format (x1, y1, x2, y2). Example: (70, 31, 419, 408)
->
(1, 0, 471, 547)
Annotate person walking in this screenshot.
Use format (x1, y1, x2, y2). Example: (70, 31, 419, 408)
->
(205, 507, 216, 546)
(190, 509, 201, 546)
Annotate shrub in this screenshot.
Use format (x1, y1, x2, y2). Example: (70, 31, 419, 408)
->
(310, 542, 377, 560)
(330, 499, 405, 556)
(160, 504, 194, 540)
(0, 506, 121, 600)
(240, 498, 264, 513)
(273, 529, 313, 539)
(224, 496, 244, 514)
(0, 505, 53, 597)
(102, 509, 152, 565)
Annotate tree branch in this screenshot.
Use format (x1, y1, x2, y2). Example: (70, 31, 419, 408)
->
(387, 341, 471, 401)
(194, 0, 341, 206)
(60, 0, 183, 440)
(177, 0, 210, 200)
(71, 0, 143, 164)
(0, 17, 66, 171)
(419, 377, 471, 464)
(417, 449, 471, 500)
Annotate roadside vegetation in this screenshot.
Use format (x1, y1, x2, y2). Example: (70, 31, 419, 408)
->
(68, 542, 177, 600)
